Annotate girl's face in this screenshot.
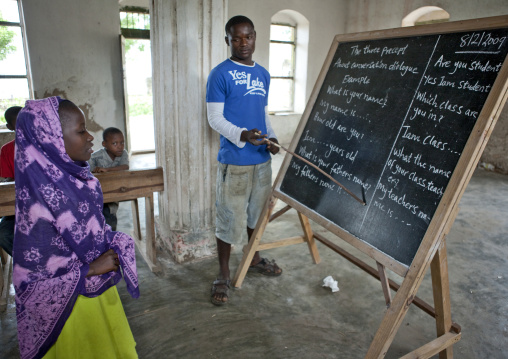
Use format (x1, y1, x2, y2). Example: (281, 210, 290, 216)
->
(61, 107, 94, 162)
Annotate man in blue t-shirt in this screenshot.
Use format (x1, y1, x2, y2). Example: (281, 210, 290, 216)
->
(206, 15, 283, 306)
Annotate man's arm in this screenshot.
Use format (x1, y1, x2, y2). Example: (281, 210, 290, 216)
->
(207, 102, 269, 147)
(265, 106, 277, 140)
(264, 106, 280, 155)
(207, 102, 247, 147)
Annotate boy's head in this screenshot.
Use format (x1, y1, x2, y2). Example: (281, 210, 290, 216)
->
(225, 15, 256, 65)
(4, 106, 22, 131)
(102, 127, 125, 160)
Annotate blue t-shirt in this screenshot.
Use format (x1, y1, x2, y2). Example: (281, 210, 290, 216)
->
(206, 59, 271, 165)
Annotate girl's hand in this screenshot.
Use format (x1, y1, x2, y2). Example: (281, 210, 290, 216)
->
(87, 249, 120, 277)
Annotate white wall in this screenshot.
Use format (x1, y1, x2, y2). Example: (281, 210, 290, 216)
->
(346, 0, 508, 32)
(22, 0, 125, 149)
(228, 0, 348, 108)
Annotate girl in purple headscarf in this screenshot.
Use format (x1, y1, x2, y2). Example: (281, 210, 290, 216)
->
(13, 97, 139, 359)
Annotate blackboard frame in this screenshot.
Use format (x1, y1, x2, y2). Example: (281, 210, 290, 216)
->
(272, 15, 508, 277)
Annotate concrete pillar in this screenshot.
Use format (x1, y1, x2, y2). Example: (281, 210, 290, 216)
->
(150, 0, 227, 262)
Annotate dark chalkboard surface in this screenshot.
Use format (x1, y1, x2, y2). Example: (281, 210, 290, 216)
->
(277, 26, 508, 267)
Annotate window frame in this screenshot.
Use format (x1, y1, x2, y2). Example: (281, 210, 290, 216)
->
(0, 1, 33, 87)
(120, 7, 150, 40)
(0, 0, 33, 128)
(269, 22, 297, 113)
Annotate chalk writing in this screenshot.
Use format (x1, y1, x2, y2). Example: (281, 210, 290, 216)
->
(342, 75, 371, 85)
(459, 32, 507, 50)
(280, 27, 508, 266)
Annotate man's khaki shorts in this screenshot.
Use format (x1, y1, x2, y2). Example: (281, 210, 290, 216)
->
(215, 160, 272, 244)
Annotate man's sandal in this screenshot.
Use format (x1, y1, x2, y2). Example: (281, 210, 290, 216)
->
(248, 258, 283, 276)
(211, 278, 231, 306)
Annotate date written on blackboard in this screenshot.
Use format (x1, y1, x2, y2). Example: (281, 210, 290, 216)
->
(280, 28, 508, 265)
(459, 32, 506, 51)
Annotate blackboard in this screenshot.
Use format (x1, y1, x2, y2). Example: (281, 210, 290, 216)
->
(278, 26, 508, 267)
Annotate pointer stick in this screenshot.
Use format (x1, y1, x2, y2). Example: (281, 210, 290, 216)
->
(264, 138, 366, 205)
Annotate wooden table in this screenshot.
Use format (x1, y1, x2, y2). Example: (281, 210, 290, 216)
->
(0, 167, 164, 310)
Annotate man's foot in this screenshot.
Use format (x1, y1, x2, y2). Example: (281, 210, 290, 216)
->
(248, 258, 282, 276)
(211, 278, 231, 306)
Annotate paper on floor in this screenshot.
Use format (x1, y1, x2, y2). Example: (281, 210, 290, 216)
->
(322, 275, 339, 293)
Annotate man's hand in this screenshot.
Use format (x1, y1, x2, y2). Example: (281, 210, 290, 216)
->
(240, 129, 267, 146)
(265, 137, 280, 155)
(87, 249, 120, 277)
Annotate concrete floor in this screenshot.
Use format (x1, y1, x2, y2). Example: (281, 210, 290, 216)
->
(1, 154, 507, 358)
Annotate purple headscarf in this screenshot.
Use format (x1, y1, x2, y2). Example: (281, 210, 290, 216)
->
(13, 97, 139, 359)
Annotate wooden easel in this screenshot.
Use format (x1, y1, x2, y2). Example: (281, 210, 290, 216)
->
(233, 16, 508, 358)
(233, 193, 461, 358)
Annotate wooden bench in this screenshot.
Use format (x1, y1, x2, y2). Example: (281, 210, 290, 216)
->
(0, 167, 164, 310)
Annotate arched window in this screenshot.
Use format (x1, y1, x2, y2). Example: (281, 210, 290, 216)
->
(402, 6, 450, 27)
(269, 23, 296, 112)
(268, 10, 309, 114)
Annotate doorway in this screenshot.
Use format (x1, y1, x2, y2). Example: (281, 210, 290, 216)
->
(121, 36, 154, 153)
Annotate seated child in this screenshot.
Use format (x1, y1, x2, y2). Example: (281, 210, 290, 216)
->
(88, 127, 129, 231)
(0, 106, 21, 256)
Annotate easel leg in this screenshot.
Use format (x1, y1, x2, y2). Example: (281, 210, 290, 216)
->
(376, 262, 392, 308)
(233, 195, 278, 288)
(366, 202, 461, 358)
(431, 239, 453, 359)
(297, 213, 321, 264)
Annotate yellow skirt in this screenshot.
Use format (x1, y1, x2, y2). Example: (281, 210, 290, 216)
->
(43, 286, 137, 358)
